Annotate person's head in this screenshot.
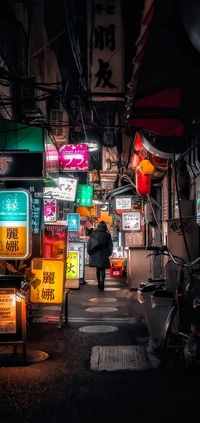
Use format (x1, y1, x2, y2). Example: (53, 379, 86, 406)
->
(96, 221, 108, 232)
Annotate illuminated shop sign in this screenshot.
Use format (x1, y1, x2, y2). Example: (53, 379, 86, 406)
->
(0, 190, 31, 260)
(76, 184, 93, 207)
(59, 144, 89, 171)
(0, 288, 16, 334)
(30, 258, 64, 304)
(115, 197, 132, 211)
(69, 243, 84, 279)
(67, 213, 80, 231)
(44, 199, 57, 222)
(66, 251, 79, 279)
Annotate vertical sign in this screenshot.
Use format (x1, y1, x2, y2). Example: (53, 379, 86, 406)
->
(66, 251, 80, 279)
(0, 288, 16, 334)
(87, 0, 123, 99)
(69, 242, 85, 279)
(67, 213, 80, 231)
(44, 199, 57, 222)
(0, 190, 31, 260)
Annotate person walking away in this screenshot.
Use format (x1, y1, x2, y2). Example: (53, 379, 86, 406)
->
(87, 221, 113, 291)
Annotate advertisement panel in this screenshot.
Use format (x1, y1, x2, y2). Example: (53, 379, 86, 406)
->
(30, 258, 64, 304)
(69, 243, 85, 279)
(0, 189, 31, 260)
(67, 213, 80, 231)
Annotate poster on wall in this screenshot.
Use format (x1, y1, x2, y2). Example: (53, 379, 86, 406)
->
(0, 288, 16, 334)
(30, 258, 64, 304)
(0, 189, 31, 260)
(122, 212, 141, 231)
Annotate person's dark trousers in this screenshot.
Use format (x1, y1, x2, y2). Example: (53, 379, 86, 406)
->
(96, 267, 105, 291)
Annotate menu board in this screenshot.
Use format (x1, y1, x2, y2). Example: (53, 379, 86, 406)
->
(122, 212, 140, 231)
(125, 232, 144, 247)
(0, 288, 16, 334)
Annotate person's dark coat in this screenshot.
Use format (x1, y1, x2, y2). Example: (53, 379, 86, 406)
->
(87, 225, 113, 268)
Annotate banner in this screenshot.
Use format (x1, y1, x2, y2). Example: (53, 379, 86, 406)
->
(87, 0, 123, 99)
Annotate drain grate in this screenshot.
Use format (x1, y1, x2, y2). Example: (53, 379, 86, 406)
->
(68, 317, 136, 323)
(90, 345, 152, 371)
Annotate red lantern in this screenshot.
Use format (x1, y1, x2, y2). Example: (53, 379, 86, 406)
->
(134, 132, 143, 151)
(135, 167, 151, 195)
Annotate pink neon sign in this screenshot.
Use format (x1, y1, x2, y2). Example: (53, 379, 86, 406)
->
(59, 144, 89, 171)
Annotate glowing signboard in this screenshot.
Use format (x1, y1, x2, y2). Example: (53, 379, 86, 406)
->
(66, 251, 79, 279)
(67, 213, 80, 231)
(44, 177, 78, 202)
(30, 258, 64, 304)
(0, 288, 16, 334)
(76, 185, 93, 207)
(59, 144, 89, 171)
(0, 189, 31, 260)
(69, 243, 85, 279)
(44, 199, 57, 222)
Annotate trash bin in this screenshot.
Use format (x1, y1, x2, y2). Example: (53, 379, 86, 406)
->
(138, 281, 165, 344)
(151, 289, 174, 345)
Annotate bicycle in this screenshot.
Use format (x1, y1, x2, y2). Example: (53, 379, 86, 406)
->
(147, 245, 200, 371)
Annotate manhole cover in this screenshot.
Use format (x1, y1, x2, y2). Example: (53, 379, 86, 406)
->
(105, 281, 120, 286)
(27, 350, 49, 363)
(79, 325, 118, 333)
(89, 297, 117, 303)
(104, 288, 121, 291)
(85, 307, 118, 313)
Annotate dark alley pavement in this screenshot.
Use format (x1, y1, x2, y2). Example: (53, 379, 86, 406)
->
(0, 268, 200, 423)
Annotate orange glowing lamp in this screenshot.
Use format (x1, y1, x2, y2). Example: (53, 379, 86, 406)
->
(139, 159, 155, 175)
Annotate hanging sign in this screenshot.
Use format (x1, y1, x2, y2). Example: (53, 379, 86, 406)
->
(69, 243, 85, 279)
(76, 185, 93, 207)
(32, 197, 42, 234)
(87, 0, 123, 100)
(59, 144, 89, 171)
(0, 189, 31, 260)
(44, 199, 57, 222)
(44, 177, 78, 202)
(67, 213, 80, 231)
(0, 288, 16, 334)
(122, 212, 141, 231)
(30, 258, 64, 304)
(66, 251, 79, 279)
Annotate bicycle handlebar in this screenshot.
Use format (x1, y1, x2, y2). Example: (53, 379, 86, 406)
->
(146, 245, 200, 268)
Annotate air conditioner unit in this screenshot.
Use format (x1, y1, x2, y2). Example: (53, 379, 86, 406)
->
(102, 146, 118, 172)
(20, 76, 42, 113)
(50, 109, 69, 144)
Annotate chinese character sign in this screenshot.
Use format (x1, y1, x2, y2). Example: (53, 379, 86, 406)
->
(67, 213, 80, 231)
(0, 190, 31, 260)
(66, 251, 79, 279)
(122, 212, 141, 231)
(44, 177, 78, 202)
(59, 144, 89, 171)
(87, 0, 123, 97)
(30, 259, 64, 304)
(115, 197, 132, 211)
(69, 243, 85, 279)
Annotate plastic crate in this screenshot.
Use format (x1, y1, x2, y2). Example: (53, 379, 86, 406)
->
(110, 266, 123, 277)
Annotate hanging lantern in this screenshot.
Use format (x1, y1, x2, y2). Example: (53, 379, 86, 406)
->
(139, 159, 155, 175)
(129, 152, 143, 169)
(136, 167, 151, 195)
(151, 156, 168, 171)
(134, 132, 143, 151)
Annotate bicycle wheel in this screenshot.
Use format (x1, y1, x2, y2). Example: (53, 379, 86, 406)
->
(159, 304, 181, 369)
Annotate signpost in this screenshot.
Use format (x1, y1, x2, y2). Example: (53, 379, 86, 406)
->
(0, 189, 31, 260)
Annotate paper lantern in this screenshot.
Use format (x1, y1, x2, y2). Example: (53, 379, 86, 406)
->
(139, 159, 155, 175)
(134, 132, 143, 151)
(136, 167, 151, 195)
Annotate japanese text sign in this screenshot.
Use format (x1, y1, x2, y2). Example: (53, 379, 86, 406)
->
(122, 212, 141, 231)
(59, 144, 89, 171)
(44, 199, 57, 222)
(44, 177, 78, 202)
(30, 258, 64, 304)
(0, 189, 31, 260)
(87, 0, 123, 98)
(67, 213, 80, 231)
(66, 251, 79, 279)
